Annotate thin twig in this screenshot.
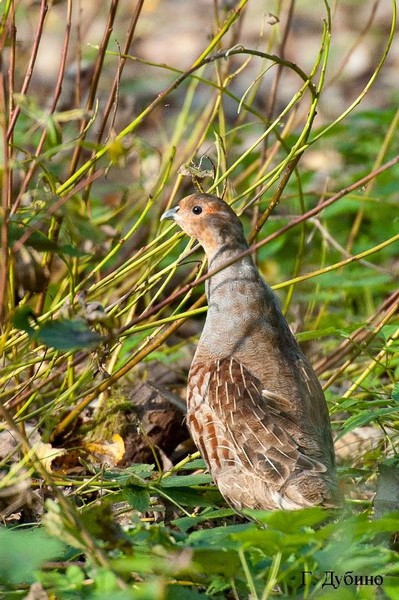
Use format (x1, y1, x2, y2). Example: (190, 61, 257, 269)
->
(12, 0, 73, 214)
(118, 154, 399, 333)
(6, 0, 49, 141)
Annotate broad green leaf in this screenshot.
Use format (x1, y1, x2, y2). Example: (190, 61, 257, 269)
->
(124, 486, 150, 512)
(36, 318, 103, 351)
(157, 485, 221, 509)
(7, 222, 89, 256)
(101, 464, 155, 485)
(187, 522, 253, 549)
(241, 506, 333, 533)
(45, 114, 62, 147)
(172, 508, 235, 533)
(336, 405, 399, 440)
(166, 585, 206, 599)
(160, 473, 213, 488)
(178, 458, 207, 471)
(57, 243, 89, 257)
(191, 548, 241, 577)
(0, 526, 64, 584)
(12, 305, 36, 334)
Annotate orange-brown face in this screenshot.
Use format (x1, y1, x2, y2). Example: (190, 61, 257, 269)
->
(161, 193, 244, 258)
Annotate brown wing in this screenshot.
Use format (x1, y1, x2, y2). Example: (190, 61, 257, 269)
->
(188, 356, 326, 487)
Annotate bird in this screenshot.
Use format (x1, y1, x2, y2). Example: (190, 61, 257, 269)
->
(161, 193, 341, 510)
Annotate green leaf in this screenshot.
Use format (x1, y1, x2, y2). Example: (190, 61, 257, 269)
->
(57, 243, 89, 257)
(12, 305, 36, 334)
(172, 508, 235, 533)
(102, 464, 155, 485)
(92, 568, 120, 594)
(36, 318, 103, 351)
(0, 526, 65, 584)
(63, 564, 85, 587)
(158, 485, 221, 509)
(383, 576, 399, 600)
(160, 473, 213, 488)
(124, 486, 151, 512)
(336, 405, 399, 440)
(296, 326, 338, 342)
(187, 522, 252, 549)
(13, 309, 102, 351)
(166, 585, 207, 600)
(8, 223, 58, 251)
(178, 458, 207, 471)
(45, 114, 62, 147)
(7, 222, 89, 256)
(245, 506, 334, 533)
(191, 548, 241, 577)
(80, 503, 125, 546)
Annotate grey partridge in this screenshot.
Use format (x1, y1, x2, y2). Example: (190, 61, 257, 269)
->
(161, 193, 340, 510)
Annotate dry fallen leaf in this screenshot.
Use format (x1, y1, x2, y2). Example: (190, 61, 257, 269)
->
(84, 433, 125, 466)
(33, 441, 67, 472)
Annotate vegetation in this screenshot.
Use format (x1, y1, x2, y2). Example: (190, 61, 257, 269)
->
(0, 0, 398, 598)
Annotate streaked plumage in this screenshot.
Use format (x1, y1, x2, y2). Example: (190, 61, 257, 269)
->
(161, 193, 340, 510)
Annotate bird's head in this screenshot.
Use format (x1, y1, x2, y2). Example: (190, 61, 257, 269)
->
(161, 193, 247, 259)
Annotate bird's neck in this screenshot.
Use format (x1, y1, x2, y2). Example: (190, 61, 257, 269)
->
(196, 248, 265, 359)
(205, 242, 258, 300)
(194, 237, 284, 360)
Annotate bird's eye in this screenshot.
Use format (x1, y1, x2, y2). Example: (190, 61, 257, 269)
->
(192, 205, 202, 215)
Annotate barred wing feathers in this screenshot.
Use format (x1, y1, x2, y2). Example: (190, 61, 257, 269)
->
(188, 356, 327, 488)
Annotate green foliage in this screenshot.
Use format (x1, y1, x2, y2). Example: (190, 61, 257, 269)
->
(13, 306, 103, 351)
(0, 527, 65, 585)
(0, 0, 398, 598)
(30, 508, 399, 598)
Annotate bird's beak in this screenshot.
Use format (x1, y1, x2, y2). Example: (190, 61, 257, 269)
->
(160, 206, 179, 222)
